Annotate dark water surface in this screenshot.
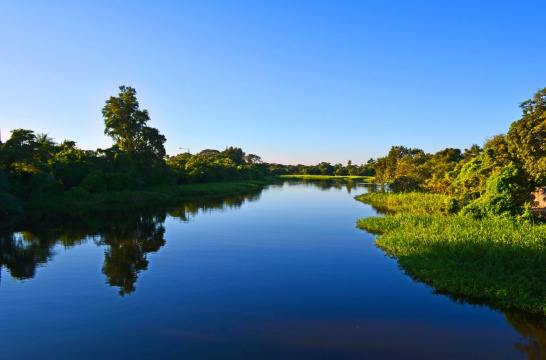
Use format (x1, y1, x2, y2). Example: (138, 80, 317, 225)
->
(0, 180, 544, 359)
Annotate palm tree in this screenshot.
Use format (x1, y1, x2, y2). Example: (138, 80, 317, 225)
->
(35, 133, 57, 162)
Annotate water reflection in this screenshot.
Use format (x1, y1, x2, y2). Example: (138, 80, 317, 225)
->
(0, 230, 57, 280)
(0, 189, 262, 295)
(506, 311, 546, 359)
(0, 181, 544, 357)
(96, 213, 166, 296)
(284, 178, 381, 194)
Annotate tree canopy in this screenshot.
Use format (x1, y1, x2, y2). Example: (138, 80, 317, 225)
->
(102, 85, 166, 165)
(507, 87, 546, 185)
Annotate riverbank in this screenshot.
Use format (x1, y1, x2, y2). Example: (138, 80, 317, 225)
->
(356, 192, 546, 314)
(24, 179, 274, 215)
(280, 175, 373, 182)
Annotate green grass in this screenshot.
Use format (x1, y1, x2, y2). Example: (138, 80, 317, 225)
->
(26, 179, 271, 214)
(280, 175, 374, 182)
(356, 192, 546, 314)
(355, 192, 448, 214)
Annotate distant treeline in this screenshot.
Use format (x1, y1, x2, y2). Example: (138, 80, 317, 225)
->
(371, 87, 546, 219)
(267, 160, 375, 177)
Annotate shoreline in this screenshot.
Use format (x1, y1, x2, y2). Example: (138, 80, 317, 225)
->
(22, 178, 275, 216)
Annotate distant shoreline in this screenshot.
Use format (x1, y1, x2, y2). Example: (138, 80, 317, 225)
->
(279, 175, 374, 182)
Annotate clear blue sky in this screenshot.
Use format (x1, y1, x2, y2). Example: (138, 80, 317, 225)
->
(1, 1, 545, 165)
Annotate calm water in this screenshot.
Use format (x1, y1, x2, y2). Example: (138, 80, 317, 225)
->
(0, 180, 544, 359)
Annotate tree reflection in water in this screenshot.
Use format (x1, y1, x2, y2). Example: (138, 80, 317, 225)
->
(505, 312, 546, 360)
(0, 230, 57, 280)
(96, 213, 166, 296)
(0, 189, 262, 296)
(285, 178, 379, 195)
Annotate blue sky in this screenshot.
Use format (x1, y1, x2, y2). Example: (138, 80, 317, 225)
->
(1, 1, 545, 165)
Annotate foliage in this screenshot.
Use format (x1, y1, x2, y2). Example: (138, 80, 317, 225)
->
(0, 129, 39, 172)
(102, 85, 166, 168)
(356, 192, 546, 313)
(507, 87, 546, 185)
(390, 176, 422, 192)
(459, 164, 520, 218)
(373, 146, 425, 185)
(424, 148, 463, 193)
(484, 134, 512, 166)
(268, 160, 374, 177)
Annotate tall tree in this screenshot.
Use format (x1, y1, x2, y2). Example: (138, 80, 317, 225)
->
(507, 87, 546, 185)
(102, 86, 166, 168)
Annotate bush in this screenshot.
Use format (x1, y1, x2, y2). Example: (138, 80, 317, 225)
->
(460, 164, 519, 218)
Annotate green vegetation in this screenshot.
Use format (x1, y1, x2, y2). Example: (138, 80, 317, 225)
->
(269, 159, 375, 177)
(0, 85, 375, 218)
(355, 87, 546, 314)
(279, 175, 374, 182)
(0, 86, 270, 217)
(348, 89, 546, 313)
(25, 179, 271, 214)
(368, 87, 546, 218)
(357, 193, 546, 313)
(356, 192, 447, 214)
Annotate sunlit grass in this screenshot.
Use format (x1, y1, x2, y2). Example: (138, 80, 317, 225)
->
(356, 192, 546, 314)
(355, 191, 448, 214)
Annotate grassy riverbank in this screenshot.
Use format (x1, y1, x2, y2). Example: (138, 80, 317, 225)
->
(280, 175, 373, 182)
(25, 179, 273, 214)
(356, 192, 546, 314)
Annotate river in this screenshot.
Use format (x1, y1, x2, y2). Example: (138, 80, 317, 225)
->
(0, 180, 544, 359)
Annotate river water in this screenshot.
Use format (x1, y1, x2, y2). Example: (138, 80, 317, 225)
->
(0, 180, 544, 359)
